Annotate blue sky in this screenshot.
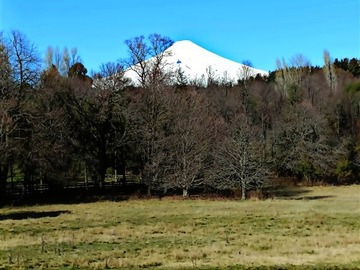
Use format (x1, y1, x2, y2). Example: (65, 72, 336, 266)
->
(1, 0, 359, 72)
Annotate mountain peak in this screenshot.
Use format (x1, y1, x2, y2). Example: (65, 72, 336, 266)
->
(173, 40, 197, 46)
(125, 40, 267, 86)
(166, 40, 221, 61)
(170, 40, 202, 50)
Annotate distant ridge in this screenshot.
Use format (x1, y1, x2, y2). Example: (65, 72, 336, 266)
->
(124, 40, 268, 86)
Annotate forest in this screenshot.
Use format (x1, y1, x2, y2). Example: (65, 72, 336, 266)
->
(1, 31, 360, 203)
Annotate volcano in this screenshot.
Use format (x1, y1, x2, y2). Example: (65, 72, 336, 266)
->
(124, 40, 267, 86)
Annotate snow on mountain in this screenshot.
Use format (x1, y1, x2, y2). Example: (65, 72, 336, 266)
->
(124, 40, 268, 86)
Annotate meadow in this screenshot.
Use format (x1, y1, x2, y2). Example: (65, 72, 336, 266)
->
(0, 185, 359, 270)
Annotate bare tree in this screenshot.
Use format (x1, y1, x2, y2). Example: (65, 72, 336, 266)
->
(0, 99, 17, 199)
(323, 50, 337, 92)
(0, 60, 15, 197)
(45, 46, 80, 76)
(275, 58, 289, 99)
(215, 114, 270, 200)
(61, 47, 70, 76)
(0, 34, 14, 199)
(44, 46, 54, 70)
(126, 84, 171, 194)
(7, 30, 41, 97)
(123, 34, 173, 87)
(206, 65, 218, 87)
(0, 31, 41, 196)
(54, 62, 128, 188)
(123, 35, 149, 87)
(70, 47, 81, 66)
(249, 80, 281, 153)
(32, 66, 73, 187)
(147, 33, 174, 86)
(123, 34, 174, 194)
(238, 60, 254, 88)
(271, 101, 343, 183)
(165, 90, 215, 196)
(274, 54, 312, 104)
(92, 62, 130, 90)
(53, 47, 61, 71)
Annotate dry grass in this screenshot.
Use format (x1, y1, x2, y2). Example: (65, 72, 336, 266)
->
(0, 185, 359, 269)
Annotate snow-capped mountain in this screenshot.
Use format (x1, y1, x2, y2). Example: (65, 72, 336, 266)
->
(124, 40, 268, 86)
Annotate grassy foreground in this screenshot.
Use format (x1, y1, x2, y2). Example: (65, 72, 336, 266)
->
(0, 186, 359, 270)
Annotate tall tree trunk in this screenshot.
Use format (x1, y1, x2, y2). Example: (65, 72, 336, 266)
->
(92, 171, 104, 189)
(89, 161, 106, 189)
(23, 164, 33, 194)
(241, 179, 246, 201)
(96, 165, 107, 189)
(93, 141, 108, 189)
(182, 188, 188, 197)
(0, 164, 9, 203)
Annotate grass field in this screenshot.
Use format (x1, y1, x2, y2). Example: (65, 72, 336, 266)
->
(0, 185, 359, 270)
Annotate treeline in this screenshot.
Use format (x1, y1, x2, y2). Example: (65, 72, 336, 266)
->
(1, 31, 360, 201)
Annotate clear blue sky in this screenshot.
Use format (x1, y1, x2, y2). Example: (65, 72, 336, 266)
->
(1, 0, 359, 72)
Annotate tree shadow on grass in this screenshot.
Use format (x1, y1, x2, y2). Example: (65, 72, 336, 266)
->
(293, 195, 336, 200)
(264, 186, 336, 200)
(0, 210, 71, 221)
(264, 186, 310, 198)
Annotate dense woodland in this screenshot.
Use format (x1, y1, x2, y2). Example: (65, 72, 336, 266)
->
(1, 31, 360, 202)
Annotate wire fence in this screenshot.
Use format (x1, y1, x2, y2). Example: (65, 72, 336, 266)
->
(4, 174, 139, 197)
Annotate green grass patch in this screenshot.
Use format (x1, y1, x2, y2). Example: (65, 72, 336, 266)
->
(0, 185, 359, 269)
